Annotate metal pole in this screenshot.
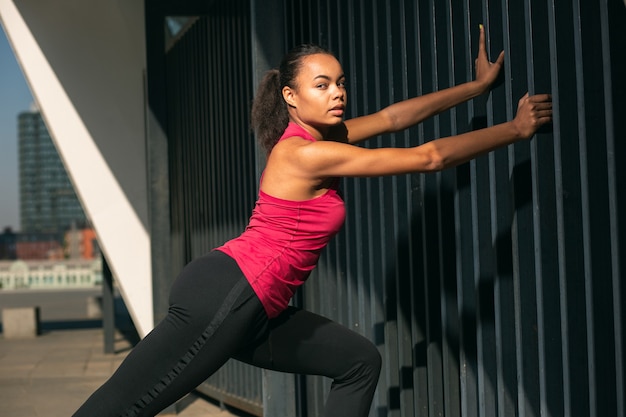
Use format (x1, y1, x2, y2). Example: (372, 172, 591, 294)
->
(102, 255, 115, 354)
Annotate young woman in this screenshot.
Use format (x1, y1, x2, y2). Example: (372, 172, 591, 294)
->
(74, 26, 552, 417)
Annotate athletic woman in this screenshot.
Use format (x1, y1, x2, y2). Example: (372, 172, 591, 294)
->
(74, 25, 552, 417)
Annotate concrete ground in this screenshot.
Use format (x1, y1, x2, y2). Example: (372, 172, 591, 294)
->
(0, 289, 247, 417)
(0, 326, 243, 417)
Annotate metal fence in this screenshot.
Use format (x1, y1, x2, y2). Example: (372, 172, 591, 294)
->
(161, 2, 263, 415)
(151, 0, 625, 416)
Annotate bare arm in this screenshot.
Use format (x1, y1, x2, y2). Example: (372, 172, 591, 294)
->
(300, 93, 552, 178)
(328, 24, 505, 144)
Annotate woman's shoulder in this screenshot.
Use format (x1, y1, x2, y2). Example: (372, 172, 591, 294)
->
(269, 136, 316, 166)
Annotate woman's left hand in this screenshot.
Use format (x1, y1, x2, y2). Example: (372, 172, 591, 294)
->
(511, 93, 553, 139)
(474, 24, 505, 93)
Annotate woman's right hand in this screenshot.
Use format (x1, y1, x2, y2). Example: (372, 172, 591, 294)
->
(511, 93, 553, 139)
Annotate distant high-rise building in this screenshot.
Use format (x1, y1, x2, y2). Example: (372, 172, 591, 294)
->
(18, 109, 87, 234)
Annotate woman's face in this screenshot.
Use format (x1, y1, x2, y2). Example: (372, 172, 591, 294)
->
(282, 53, 347, 134)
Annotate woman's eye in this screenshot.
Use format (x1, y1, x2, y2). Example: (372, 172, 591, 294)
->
(317, 83, 328, 89)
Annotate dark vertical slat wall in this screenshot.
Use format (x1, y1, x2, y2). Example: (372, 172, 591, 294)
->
(167, 13, 256, 267)
(164, 2, 263, 414)
(281, 1, 625, 417)
(158, 0, 624, 416)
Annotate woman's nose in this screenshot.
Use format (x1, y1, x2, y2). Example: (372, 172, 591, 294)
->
(332, 84, 345, 99)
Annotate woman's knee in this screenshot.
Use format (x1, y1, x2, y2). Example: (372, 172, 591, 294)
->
(361, 342, 382, 379)
(339, 341, 382, 386)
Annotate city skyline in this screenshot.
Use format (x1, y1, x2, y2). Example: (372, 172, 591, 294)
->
(1, 24, 35, 232)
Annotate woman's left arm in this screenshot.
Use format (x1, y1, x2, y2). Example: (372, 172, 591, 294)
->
(330, 24, 504, 144)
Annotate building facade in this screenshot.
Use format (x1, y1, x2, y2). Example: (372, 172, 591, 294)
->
(0, 258, 102, 290)
(0, 227, 98, 261)
(18, 109, 87, 234)
(64, 226, 100, 260)
(15, 232, 64, 260)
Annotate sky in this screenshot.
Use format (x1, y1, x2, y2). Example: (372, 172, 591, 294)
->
(0, 23, 34, 232)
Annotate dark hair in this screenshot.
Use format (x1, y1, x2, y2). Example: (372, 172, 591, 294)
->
(251, 44, 333, 154)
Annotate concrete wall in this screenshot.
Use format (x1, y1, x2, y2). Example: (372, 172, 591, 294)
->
(0, 0, 153, 336)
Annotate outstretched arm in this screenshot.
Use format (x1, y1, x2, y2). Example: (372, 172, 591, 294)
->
(298, 93, 552, 178)
(329, 24, 504, 144)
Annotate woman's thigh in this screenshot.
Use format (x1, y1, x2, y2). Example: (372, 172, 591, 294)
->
(236, 307, 379, 379)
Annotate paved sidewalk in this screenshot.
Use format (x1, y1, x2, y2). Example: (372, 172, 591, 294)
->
(0, 327, 239, 417)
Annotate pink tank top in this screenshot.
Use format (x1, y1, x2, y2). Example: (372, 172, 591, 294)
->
(217, 123, 346, 318)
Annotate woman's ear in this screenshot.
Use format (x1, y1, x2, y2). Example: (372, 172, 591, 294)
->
(282, 86, 296, 108)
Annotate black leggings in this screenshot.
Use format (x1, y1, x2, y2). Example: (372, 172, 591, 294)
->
(73, 251, 381, 417)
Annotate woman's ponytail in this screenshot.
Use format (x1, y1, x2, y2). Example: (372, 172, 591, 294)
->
(251, 69, 289, 154)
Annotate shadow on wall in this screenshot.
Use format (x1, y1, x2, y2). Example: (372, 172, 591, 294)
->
(375, 155, 541, 415)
